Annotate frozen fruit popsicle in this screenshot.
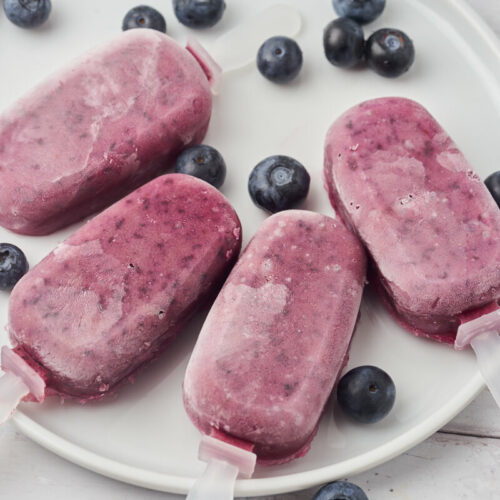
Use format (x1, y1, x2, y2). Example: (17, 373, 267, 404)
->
(324, 97, 500, 344)
(0, 29, 216, 235)
(183, 210, 366, 467)
(0, 173, 241, 422)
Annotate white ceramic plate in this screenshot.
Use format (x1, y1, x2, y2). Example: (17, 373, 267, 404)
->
(0, 0, 498, 496)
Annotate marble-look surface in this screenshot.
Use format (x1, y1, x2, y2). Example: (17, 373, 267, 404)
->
(1, 1, 499, 499)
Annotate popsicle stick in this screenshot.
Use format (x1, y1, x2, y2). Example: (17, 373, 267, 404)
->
(0, 371, 29, 425)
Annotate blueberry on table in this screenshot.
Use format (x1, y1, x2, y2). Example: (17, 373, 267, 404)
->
(337, 365, 395, 423)
(332, 0, 386, 25)
(122, 5, 167, 33)
(485, 171, 500, 208)
(312, 480, 369, 500)
(3, 0, 51, 28)
(248, 155, 310, 213)
(323, 17, 365, 68)
(257, 36, 303, 84)
(174, 145, 226, 189)
(0, 244, 29, 291)
(365, 28, 415, 78)
(173, 0, 226, 29)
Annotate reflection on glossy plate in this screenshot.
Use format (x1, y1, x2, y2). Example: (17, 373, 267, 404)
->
(0, 0, 498, 496)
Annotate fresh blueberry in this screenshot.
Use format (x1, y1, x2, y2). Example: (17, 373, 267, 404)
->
(324, 18, 365, 68)
(312, 480, 369, 500)
(173, 0, 225, 29)
(248, 155, 310, 213)
(332, 0, 385, 25)
(3, 0, 51, 28)
(257, 36, 303, 84)
(337, 365, 395, 424)
(122, 5, 166, 33)
(174, 145, 226, 189)
(485, 171, 500, 208)
(365, 28, 415, 78)
(0, 244, 29, 291)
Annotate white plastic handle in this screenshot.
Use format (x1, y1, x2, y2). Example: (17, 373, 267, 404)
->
(0, 371, 29, 424)
(470, 332, 500, 408)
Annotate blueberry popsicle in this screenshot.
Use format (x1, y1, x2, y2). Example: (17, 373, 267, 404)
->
(1, 173, 241, 419)
(0, 29, 216, 235)
(324, 97, 500, 344)
(183, 210, 366, 464)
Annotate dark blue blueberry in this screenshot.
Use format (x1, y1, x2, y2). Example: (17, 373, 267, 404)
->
(312, 481, 369, 500)
(173, 0, 225, 29)
(122, 5, 166, 33)
(333, 0, 385, 25)
(174, 145, 226, 188)
(0, 244, 29, 291)
(485, 171, 500, 208)
(324, 17, 365, 68)
(337, 365, 395, 423)
(365, 28, 415, 78)
(3, 0, 51, 28)
(248, 156, 310, 213)
(257, 36, 303, 84)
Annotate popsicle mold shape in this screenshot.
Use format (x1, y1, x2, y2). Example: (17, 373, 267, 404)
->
(0, 29, 213, 235)
(4, 174, 241, 408)
(184, 210, 366, 464)
(324, 97, 500, 344)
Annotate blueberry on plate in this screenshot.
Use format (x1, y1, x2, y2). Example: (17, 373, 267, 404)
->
(173, 0, 225, 29)
(0, 243, 29, 291)
(3, 0, 51, 28)
(248, 155, 310, 213)
(323, 17, 365, 68)
(122, 5, 167, 33)
(312, 480, 369, 500)
(257, 36, 303, 84)
(365, 28, 415, 78)
(332, 0, 385, 25)
(174, 145, 226, 189)
(337, 365, 395, 423)
(485, 171, 500, 208)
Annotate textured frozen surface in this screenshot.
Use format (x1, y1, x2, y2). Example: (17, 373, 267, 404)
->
(184, 210, 366, 464)
(7, 174, 241, 399)
(0, 29, 212, 235)
(324, 97, 500, 343)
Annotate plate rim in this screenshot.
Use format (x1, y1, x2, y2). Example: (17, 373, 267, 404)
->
(11, 0, 500, 496)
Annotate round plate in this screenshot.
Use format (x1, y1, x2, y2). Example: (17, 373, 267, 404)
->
(0, 0, 498, 496)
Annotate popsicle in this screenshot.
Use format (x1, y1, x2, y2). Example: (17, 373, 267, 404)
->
(0, 29, 216, 235)
(183, 210, 366, 490)
(0, 173, 241, 422)
(324, 97, 500, 345)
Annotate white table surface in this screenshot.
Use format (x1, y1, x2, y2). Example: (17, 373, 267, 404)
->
(1, 1, 499, 499)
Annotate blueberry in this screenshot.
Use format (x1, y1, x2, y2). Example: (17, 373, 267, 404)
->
(365, 28, 415, 78)
(485, 171, 500, 208)
(332, 0, 385, 25)
(257, 36, 303, 84)
(174, 145, 226, 189)
(122, 5, 166, 33)
(324, 18, 365, 68)
(337, 365, 395, 423)
(173, 0, 225, 29)
(312, 481, 369, 500)
(248, 156, 310, 213)
(3, 0, 51, 28)
(0, 244, 29, 291)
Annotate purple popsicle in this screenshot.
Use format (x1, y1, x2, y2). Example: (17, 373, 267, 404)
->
(2, 174, 241, 413)
(183, 210, 366, 464)
(324, 97, 500, 344)
(0, 29, 215, 235)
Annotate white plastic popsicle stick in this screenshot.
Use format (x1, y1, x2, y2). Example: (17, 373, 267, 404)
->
(0, 371, 29, 424)
(455, 309, 500, 408)
(187, 435, 257, 500)
(210, 4, 302, 73)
